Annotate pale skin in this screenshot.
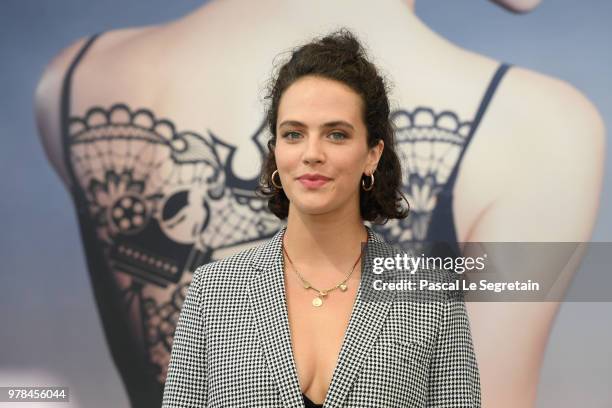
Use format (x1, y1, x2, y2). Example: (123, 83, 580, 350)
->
(34, 0, 605, 406)
(274, 75, 384, 404)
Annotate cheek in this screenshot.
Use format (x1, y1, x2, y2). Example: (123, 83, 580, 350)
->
(337, 152, 366, 176)
(273, 145, 300, 189)
(273, 145, 294, 170)
(334, 158, 366, 192)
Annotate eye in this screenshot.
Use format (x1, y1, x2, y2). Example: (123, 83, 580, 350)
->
(281, 131, 301, 140)
(329, 131, 347, 141)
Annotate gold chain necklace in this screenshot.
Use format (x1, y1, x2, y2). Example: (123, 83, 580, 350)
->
(282, 234, 362, 307)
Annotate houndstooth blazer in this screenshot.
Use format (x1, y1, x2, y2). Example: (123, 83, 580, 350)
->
(162, 225, 481, 407)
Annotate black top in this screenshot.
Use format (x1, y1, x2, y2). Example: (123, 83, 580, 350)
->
(302, 393, 323, 408)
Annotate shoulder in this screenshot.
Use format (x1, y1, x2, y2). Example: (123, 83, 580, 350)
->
(478, 64, 606, 214)
(189, 239, 271, 312)
(34, 27, 153, 124)
(496, 65, 605, 153)
(35, 35, 92, 101)
(191, 241, 264, 284)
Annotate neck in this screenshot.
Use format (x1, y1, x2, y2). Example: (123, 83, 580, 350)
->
(168, 0, 448, 62)
(180, 0, 421, 36)
(282, 200, 368, 283)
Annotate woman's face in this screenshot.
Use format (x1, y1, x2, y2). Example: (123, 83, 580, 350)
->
(274, 75, 383, 218)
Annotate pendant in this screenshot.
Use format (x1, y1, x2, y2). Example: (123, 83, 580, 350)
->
(312, 290, 327, 307)
(339, 283, 347, 292)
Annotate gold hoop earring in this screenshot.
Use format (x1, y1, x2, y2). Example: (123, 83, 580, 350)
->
(362, 172, 375, 191)
(271, 169, 283, 189)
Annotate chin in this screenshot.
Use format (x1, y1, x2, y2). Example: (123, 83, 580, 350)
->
(296, 205, 332, 216)
(290, 199, 335, 216)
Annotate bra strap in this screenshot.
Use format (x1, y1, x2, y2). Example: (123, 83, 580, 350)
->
(445, 62, 512, 190)
(60, 32, 104, 199)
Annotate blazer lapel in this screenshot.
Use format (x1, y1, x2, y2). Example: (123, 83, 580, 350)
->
(248, 225, 397, 408)
(323, 228, 397, 408)
(249, 225, 304, 407)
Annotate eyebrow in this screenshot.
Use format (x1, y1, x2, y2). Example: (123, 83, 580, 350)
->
(278, 120, 355, 130)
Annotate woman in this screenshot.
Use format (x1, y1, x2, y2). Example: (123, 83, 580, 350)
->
(162, 29, 480, 408)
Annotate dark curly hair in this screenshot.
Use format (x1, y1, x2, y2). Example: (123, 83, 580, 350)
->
(256, 27, 409, 224)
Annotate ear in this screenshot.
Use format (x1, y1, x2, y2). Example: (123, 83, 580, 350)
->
(366, 139, 384, 173)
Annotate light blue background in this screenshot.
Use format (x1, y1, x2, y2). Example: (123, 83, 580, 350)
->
(1, 0, 610, 406)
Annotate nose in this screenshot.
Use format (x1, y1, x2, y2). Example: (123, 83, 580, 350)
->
(302, 135, 325, 165)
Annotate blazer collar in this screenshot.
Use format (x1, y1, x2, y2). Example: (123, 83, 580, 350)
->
(249, 225, 397, 408)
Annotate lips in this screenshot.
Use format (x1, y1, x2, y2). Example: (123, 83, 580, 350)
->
(297, 174, 331, 181)
(297, 174, 331, 189)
